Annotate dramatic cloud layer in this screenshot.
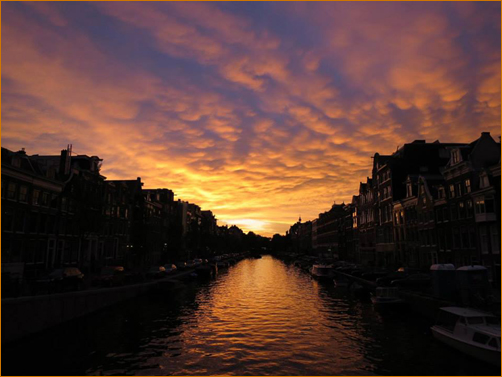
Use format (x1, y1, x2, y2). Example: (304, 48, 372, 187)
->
(2, 2, 500, 236)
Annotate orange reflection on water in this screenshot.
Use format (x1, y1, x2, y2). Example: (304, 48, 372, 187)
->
(169, 256, 367, 375)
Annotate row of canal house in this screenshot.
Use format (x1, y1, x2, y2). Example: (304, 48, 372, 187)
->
(1, 146, 220, 280)
(289, 132, 501, 288)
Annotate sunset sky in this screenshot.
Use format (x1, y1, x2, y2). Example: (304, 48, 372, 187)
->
(2, 2, 500, 236)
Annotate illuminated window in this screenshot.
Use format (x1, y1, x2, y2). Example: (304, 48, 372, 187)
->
(465, 179, 471, 193)
(451, 149, 461, 165)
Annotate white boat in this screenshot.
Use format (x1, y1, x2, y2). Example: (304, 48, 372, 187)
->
(431, 307, 501, 367)
(310, 264, 334, 281)
(371, 287, 406, 306)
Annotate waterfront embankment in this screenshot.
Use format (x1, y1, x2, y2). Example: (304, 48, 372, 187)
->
(2, 269, 194, 343)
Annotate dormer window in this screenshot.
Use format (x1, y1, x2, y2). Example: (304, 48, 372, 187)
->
(480, 174, 490, 189)
(451, 149, 461, 165)
(12, 157, 21, 168)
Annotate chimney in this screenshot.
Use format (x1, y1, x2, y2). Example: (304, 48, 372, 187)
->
(59, 146, 71, 176)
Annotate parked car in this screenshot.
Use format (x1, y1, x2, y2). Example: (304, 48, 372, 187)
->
(175, 261, 187, 271)
(35, 267, 84, 293)
(193, 259, 203, 267)
(146, 266, 166, 279)
(93, 266, 125, 287)
(163, 264, 178, 274)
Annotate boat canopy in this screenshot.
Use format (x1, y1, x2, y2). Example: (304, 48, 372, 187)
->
(430, 264, 455, 271)
(456, 265, 487, 271)
(440, 307, 495, 318)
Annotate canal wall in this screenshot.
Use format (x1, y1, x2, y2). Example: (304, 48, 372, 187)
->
(2, 273, 189, 344)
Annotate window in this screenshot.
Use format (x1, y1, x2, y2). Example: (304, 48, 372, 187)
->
(458, 202, 465, 219)
(488, 338, 499, 349)
(466, 200, 473, 218)
(29, 213, 38, 233)
(469, 228, 476, 250)
(2, 208, 14, 231)
(480, 227, 489, 254)
(474, 196, 494, 214)
(7, 182, 17, 199)
(39, 214, 47, 234)
(475, 198, 484, 214)
(436, 208, 443, 223)
(461, 227, 469, 249)
(50, 195, 58, 209)
(480, 175, 490, 188)
(455, 182, 463, 197)
(490, 225, 500, 254)
(19, 185, 28, 202)
(469, 317, 486, 325)
(451, 149, 461, 165)
(453, 228, 460, 249)
(32, 189, 40, 205)
(485, 197, 495, 214)
(47, 216, 55, 234)
(449, 184, 455, 198)
(443, 207, 449, 222)
(14, 210, 25, 232)
(450, 205, 458, 221)
(465, 179, 471, 193)
(41, 192, 49, 206)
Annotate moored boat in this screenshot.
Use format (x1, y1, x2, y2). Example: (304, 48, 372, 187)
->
(310, 264, 335, 282)
(371, 287, 406, 306)
(431, 307, 500, 367)
(195, 264, 218, 279)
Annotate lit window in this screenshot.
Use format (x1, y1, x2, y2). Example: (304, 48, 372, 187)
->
(465, 179, 471, 193)
(451, 149, 461, 165)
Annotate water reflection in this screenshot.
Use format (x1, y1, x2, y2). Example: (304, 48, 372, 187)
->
(3, 256, 498, 376)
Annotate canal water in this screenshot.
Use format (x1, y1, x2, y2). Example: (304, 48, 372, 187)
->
(3, 255, 499, 376)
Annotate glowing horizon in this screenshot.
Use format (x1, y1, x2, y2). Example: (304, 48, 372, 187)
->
(2, 2, 500, 237)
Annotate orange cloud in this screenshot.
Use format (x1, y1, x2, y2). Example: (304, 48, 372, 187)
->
(2, 2, 500, 236)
